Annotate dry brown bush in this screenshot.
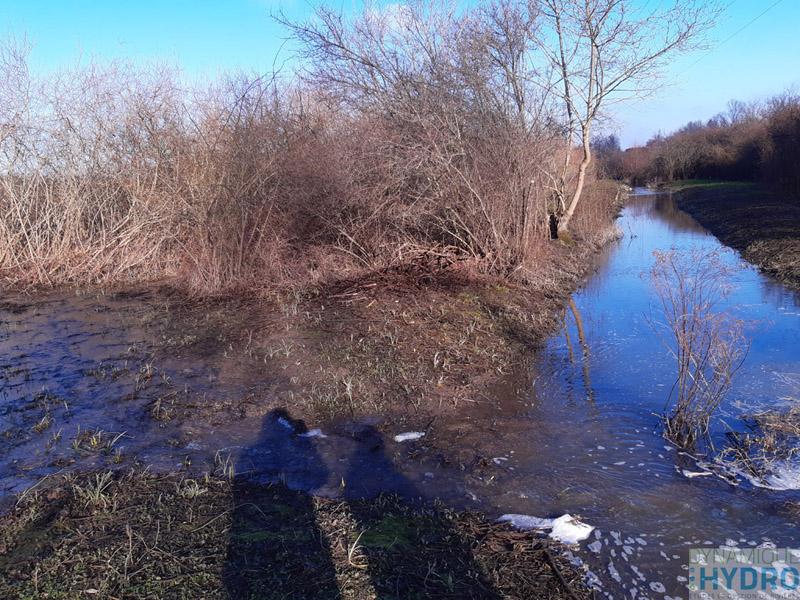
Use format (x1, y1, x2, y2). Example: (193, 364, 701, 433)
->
(624, 90, 800, 193)
(0, 2, 623, 293)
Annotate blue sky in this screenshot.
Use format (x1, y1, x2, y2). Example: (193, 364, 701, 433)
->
(2, 0, 798, 147)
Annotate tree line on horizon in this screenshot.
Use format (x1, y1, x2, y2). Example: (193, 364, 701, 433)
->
(595, 90, 800, 196)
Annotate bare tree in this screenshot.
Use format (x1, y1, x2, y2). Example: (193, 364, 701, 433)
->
(538, 0, 716, 238)
(278, 0, 561, 275)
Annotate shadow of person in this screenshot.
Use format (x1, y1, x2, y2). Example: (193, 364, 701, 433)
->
(342, 425, 501, 600)
(223, 408, 340, 599)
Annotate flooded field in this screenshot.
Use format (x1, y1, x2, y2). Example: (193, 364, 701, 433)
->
(1, 189, 799, 599)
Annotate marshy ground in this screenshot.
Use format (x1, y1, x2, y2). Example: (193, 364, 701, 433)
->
(0, 469, 590, 599)
(0, 239, 610, 598)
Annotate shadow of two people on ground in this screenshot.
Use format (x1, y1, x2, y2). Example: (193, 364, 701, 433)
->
(222, 408, 501, 599)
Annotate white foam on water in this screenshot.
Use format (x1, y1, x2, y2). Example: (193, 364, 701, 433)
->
(649, 581, 666, 593)
(730, 458, 800, 491)
(497, 513, 594, 544)
(393, 431, 425, 442)
(761, 459, 800, 490)
(681, 469, 713, 479)
(497, 514, 554, 530)
(550, 514, 595, 544)
(299, 428, 327, 438)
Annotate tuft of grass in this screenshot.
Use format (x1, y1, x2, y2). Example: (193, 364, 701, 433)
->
(73, 471, 115, 509)
(177, 478, 207, 499)
(71, 429, 126, 454)
(32, 414, 52, 434)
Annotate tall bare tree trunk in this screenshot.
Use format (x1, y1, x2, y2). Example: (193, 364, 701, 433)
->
(558, 123, 591, 238)
(556, 21, 596, 241)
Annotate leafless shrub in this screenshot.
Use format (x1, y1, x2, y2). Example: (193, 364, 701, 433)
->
(0, 2, 628, 293)
(651, 249, 748, 449)
(280, 0, 565, 276)
(0, 48, 186, 285)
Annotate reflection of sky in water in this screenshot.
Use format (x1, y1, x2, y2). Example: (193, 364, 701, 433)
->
(521, 189, 800, 599)
(554, 191, 800, 419)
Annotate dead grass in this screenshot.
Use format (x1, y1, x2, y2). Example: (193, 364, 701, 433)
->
(140, 235, 609, 429)
(719, 405, 800, 482)
(0, 470, 591, 599)
(674, 184, 800, 290)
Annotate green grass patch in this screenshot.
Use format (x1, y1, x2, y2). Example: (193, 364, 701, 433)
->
(662, 179, 758, 192)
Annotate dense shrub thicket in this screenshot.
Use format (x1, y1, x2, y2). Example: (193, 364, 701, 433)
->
(596, 92, 800, 195)
(0, 3, 620, 291)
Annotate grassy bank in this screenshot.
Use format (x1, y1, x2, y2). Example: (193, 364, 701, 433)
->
(147, 230, 618, 428)
(669, 181, 800, 290)
(0, 470, 590, 599)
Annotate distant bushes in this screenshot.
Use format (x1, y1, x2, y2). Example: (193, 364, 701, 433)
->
(600, 91, 800, 195)
(0, 3, 619, 292)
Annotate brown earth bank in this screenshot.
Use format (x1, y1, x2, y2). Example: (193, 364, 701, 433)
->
(670, 182, 800, 290)
(0, 470, 592, 600)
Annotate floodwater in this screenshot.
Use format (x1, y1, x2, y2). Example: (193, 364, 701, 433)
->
(1, 189, 799, 598)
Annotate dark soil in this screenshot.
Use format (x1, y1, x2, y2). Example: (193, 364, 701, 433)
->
(672, 182, 800, 289)
(0, 470, 591, 599)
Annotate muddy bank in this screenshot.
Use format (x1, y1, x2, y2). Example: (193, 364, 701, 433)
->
(0, 226, 618, 503)
(0, 225, 617, 598)
(0, 469, 591, 600)
(671, 182, 800, 289)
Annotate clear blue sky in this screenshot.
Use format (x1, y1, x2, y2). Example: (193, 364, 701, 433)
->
(2, 0, 799, 148)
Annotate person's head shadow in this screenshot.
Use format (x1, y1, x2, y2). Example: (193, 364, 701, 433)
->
(342, 424, 502, 599)
(235, 408, 330, 490)
(223, 408, 340, 599)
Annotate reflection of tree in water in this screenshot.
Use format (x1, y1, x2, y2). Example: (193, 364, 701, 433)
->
(564, 298, 594, 403)
(626, 194, 708, 235)
(223, 410, 502, 599)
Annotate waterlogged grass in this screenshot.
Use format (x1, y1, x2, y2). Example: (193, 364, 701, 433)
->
(144, 262, 589, 427)
(0, 470, 590, 599)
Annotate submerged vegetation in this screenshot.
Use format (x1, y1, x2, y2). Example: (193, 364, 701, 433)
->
(650, 249, 748, 450)
(721, 404, 800, 487)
